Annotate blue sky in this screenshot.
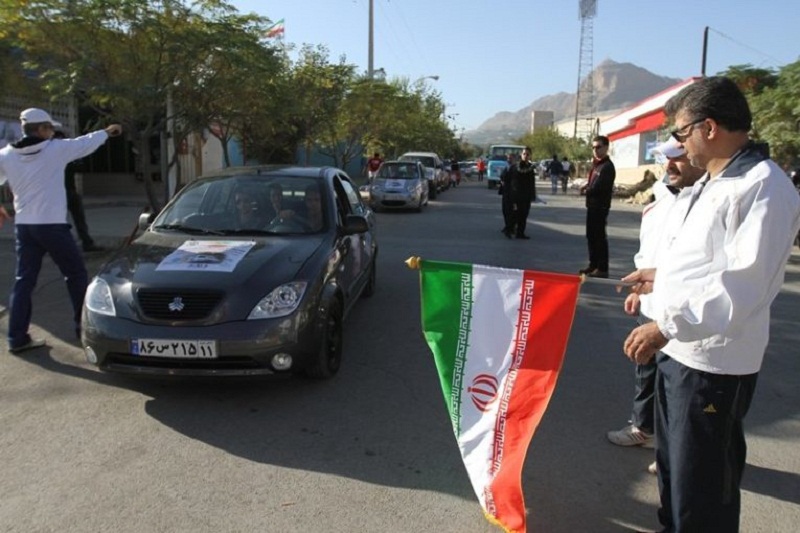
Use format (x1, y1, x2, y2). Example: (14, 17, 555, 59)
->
(230, 0, 798, 132)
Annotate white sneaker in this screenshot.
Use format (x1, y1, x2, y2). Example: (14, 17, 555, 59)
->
(647, 461, 657, 475)
(606, 424, 655, 448)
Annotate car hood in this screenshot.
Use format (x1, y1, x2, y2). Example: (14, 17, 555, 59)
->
(100, 231, 325, 289)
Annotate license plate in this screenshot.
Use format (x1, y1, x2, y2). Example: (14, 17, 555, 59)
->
(130, 338, 218, 358)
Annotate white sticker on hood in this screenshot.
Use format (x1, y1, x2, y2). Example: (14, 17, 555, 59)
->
(156, 240, 256, 272)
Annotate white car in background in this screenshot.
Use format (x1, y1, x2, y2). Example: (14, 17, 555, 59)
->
(398, 151, 448, 198)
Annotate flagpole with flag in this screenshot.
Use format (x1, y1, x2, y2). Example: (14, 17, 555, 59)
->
(408, 257, 583, 533)
(264, 18, 285, 39)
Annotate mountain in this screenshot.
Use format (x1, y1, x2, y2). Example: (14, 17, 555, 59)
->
(465, 59, 681, 145)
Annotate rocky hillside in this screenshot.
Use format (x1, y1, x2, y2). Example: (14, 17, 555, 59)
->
(466, 59, 681, 144)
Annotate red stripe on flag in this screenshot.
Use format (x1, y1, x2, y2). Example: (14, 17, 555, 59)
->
(487, 270, 580, 533)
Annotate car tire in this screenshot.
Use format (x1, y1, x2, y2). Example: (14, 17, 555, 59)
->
(304, 303, 343, 379)
(362, 257, 377, 297)
(428, 183, 437, 200)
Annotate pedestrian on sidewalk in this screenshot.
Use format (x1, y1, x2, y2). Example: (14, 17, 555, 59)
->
(607, 137, 704, 475)
(53, 130, 104, 252)
(622, 76, 800, 532)
(0, 108, 122, 353)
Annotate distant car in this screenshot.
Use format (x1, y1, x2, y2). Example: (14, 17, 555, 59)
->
(460, 160, 477, 178)
(368, 160, 428, 212)
(81, 165, 378, 380)
(398, 151, 448, 197)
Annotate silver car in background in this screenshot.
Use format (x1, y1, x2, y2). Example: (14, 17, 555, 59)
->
(368, 160, 429, 212)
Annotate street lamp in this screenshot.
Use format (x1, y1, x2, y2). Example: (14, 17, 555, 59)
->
(414, 75, 439, 83)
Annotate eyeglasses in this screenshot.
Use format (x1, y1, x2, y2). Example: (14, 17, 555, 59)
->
(670, 118, 706, 142)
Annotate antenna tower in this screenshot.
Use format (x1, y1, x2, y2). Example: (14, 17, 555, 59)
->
(573, 0, 597, 141)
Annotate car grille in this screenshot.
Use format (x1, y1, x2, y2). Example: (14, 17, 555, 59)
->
(136, 288, 223, 320)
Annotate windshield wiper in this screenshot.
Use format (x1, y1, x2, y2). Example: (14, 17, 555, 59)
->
(152, 224, 225, 235)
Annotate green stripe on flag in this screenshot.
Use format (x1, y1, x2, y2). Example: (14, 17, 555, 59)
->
(420, 260, 472, 435)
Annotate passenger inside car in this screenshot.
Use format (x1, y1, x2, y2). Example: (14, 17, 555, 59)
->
(303, 184, 324, 232)
(233, 188, 269, 229)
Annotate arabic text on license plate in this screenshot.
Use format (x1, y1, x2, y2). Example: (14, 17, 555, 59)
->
(131, 339, 217, 358)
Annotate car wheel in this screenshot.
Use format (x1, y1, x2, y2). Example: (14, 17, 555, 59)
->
(428, 183, 437, 200)
(304, 303, 343, 379)
(362, 257, 377, 297)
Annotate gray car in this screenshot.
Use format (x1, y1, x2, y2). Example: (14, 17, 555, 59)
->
(81, 166, 378, 379)
(368, 160, 429, 212)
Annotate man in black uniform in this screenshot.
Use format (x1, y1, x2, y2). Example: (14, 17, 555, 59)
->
(503, 147, 537, 239)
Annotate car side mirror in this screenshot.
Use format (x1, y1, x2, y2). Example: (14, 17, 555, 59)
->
(341, 214, 369, 235)
(138, 212, 156, 231)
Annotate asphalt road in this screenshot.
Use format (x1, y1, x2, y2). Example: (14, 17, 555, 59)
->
(1, 180, 799, 532)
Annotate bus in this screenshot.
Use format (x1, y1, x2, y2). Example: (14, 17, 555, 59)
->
(485, 144, 525, 189)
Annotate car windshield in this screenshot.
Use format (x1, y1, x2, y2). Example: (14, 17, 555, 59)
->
(376, 163, 419, 180)
(152, 174, 327, 235)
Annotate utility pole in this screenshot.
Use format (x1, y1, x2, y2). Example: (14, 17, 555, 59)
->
(368, 0, 374, 78)
(701, 26, 709, 77)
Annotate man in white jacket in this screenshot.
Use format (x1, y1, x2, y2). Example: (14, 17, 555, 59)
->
(622, 77, 800, 532)
(607, 138, 704, 463)
(0, 108, 122, 353)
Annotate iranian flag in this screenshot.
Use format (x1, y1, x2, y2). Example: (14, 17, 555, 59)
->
(418, 259, 581, 533)
(264, 19, 285, 38)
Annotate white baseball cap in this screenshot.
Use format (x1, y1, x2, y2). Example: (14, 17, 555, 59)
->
(20, 107, 62, 128)
(652, 137, 686, 160)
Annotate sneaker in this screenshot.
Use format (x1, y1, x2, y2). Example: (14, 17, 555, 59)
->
(9, 338, 46, 354)
(586, 269, 609, 278)
(647, 461, 657, 475)
(606, 424, 654, 448)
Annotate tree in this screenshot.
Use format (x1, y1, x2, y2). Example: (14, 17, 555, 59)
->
(749, 60, 800, 167)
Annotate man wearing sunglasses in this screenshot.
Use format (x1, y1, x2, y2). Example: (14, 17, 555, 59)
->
(621, 77, 800, 532)
(579, 135, 616, 278)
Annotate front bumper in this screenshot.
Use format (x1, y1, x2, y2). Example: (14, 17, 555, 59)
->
(82, 309, 324, 376)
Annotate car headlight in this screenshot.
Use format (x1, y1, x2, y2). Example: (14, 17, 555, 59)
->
(248, 281, 308, 319)
(85, 277, 116, 316)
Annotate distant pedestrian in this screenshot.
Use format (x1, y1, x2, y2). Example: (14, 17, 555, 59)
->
(53, 130, 104, 252)
(579, 135, 616, 278)
(503, 147, 537, 239)
(560, 156, 572, 193)
(366, 152, 383, 180)
(476, 157, 486, 182)
(0, 108, 122, 353)
(450, 158, 461, 186)
(547, 154, 562, 194)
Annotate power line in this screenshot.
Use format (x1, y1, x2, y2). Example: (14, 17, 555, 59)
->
(708, 27, 784, 67)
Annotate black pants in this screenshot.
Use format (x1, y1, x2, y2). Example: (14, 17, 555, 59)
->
(66, 181, 94, 246)
(512, 196, 531, 236)
(655, 353, 757, 532)
(585, 207, 609, 271)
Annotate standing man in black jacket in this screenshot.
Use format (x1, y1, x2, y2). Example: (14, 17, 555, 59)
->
(504, 146, 538, 239)
(579, 135, 616, 277)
